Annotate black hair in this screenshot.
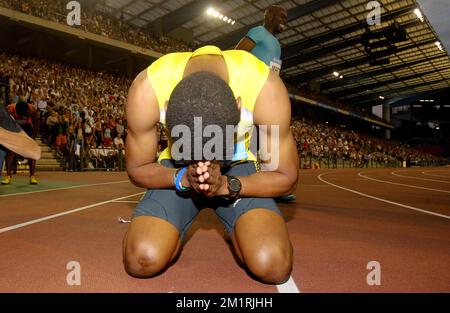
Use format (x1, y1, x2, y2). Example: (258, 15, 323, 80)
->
(15, 101, 31, 118)
(265, 5, 285, 16)
(264, 5, 286, 25)
(166, 71, 240, 162)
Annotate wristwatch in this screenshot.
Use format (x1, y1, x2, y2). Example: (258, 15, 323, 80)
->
(226, 175, 242, 199)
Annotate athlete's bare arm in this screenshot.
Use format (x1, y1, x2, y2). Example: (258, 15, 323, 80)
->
(237, 71, 299, 197)
(126, 70, 204, 191)
(0, 128, 41, 160)
(125, 70, 177, 189)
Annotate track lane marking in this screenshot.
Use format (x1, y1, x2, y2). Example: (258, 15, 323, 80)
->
(2, 190, 302, 293)
(276, 276, 300, 293)
(0, 192, 145, 233)
(391, 170, 450, 184)
(318, 172, 450, 220)
(0, 180, 130, 197)
(358, 172, 450, 194)
(422, 171, 450, 179)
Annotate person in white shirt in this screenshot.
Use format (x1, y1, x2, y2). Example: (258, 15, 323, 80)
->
(113, 133, 124, 149)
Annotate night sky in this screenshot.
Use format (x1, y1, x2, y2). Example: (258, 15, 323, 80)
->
(418, 0, 450, 52)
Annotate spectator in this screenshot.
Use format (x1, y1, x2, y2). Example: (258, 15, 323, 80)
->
(0, 0, 193, 55)
(113, 132, 124, 149)
(2, 101, 39, 184)
(1, 105, 41, 181)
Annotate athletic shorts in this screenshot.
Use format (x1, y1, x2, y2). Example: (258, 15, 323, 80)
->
(133, 160, 282, 239)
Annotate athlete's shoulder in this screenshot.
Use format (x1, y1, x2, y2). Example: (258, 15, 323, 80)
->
(225, 48, 263, 62)
(148, 51, 191, 72)
(224, 49, 269, 77)
(247, 25, 266, 39)
(248, 25, 265, 33)
(157, 51, 191, 61)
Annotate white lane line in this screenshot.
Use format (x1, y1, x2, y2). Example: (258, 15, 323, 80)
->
(112, 200, 140, 203)
(318, 173, 450, 220)
(422, 171, 450, 179)
(317, 178, 368, 181)
(276, 276, 300, 293)
(0, 180, 130, 197)
(0, 192, 145, 234)
(391, 170, 450, 184)
(358, 172, 450, 194)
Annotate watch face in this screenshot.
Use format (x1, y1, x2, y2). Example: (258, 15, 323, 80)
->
(229, 178, 241, 192)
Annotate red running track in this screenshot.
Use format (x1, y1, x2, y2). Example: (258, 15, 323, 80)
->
(0, 168, 449, 292)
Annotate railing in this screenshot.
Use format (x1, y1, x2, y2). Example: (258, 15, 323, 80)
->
(60, 145, 125, 172)
(82, 147, 125, 171)
(58, 146, 446, 172)
(299, 155, 446, 169)
(300, 155, 403, 169)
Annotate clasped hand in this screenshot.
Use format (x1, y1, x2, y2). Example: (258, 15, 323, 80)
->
(180, 161, 228, 198)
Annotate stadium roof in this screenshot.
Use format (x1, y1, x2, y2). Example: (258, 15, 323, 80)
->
(97, 0, 450, 107)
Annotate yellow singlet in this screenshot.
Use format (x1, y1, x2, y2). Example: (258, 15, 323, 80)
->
(146, 45, 270, 162)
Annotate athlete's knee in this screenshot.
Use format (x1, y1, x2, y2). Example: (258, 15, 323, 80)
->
(123, 241, 171, 278)
(244, 243, 293, 284)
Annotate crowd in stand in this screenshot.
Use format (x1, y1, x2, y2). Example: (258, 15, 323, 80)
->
(1, 0, 390, 123)
(1, 51, 443, 171)
(291, 118, 443, 167)
(0, 0, 194, 54)
(0, 1, 443, 170)
(286, 83, 388, 124)
(1, 52, 130, 171)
